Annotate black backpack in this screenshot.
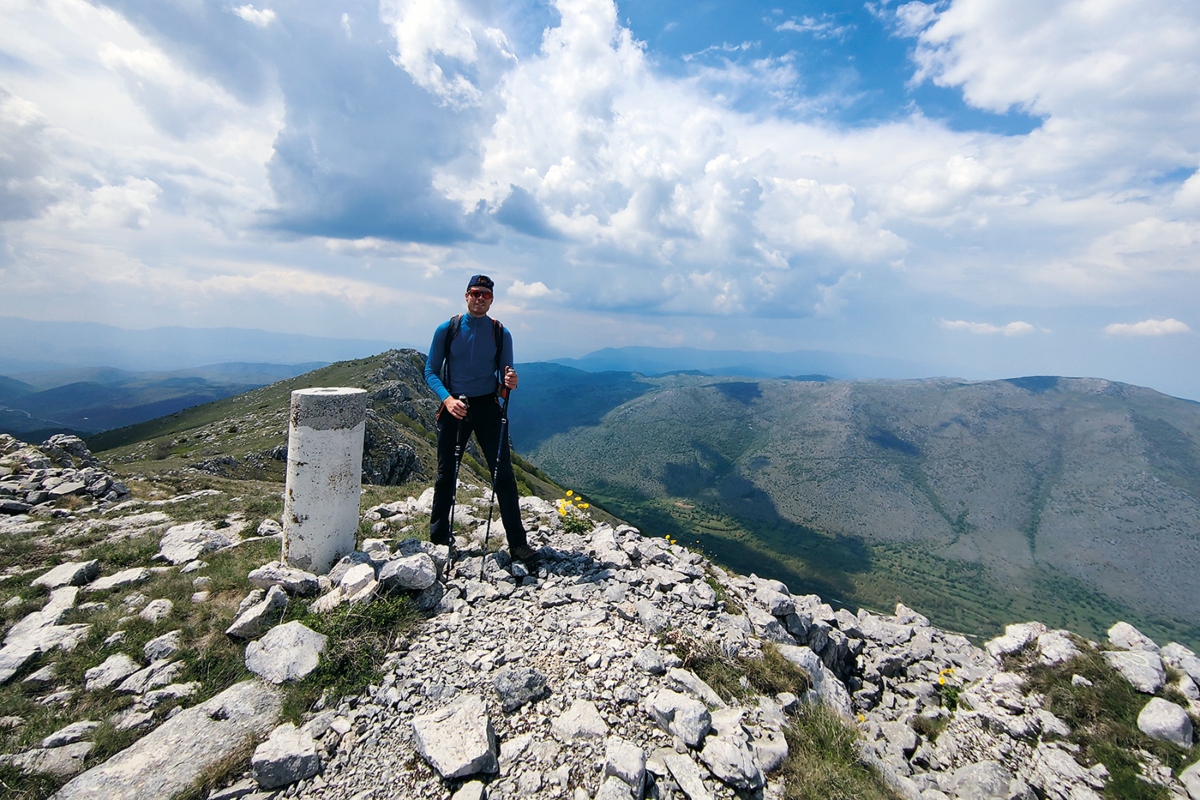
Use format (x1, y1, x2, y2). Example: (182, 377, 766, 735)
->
(442, 314, 505, 394)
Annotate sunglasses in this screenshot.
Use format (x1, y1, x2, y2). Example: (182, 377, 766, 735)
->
(468, 289, 493, 300)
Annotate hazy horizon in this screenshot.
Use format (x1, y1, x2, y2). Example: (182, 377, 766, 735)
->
(2, 315, 1197, 402)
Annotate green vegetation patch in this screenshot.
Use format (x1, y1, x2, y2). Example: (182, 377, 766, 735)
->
(782, 702, 898, 800)
(280, 594, 422, 722)
(659, 632, 897, 799)
(1010, 644, 1199, 799)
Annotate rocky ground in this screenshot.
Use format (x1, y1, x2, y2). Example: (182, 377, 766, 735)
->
(1, 434, 1199, 800)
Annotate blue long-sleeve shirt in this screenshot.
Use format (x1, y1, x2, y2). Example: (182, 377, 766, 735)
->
(424, 314, 514, 402)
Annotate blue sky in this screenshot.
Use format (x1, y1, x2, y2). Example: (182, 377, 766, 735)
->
(1, 0, 1198, 398)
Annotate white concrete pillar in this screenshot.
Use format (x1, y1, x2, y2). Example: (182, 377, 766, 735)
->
(282, 387, 368, 574)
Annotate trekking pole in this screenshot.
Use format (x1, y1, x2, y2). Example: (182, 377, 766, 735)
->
(446, 395, 469, 558)
(483, 386, 512, 555)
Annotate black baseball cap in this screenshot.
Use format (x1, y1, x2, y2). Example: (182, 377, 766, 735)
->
(466, 274, 495, 291)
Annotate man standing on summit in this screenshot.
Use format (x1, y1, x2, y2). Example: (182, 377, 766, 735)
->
(424, 275, 538, 563)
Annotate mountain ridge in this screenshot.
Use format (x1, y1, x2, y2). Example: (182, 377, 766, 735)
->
(515, 370, 1200, 650)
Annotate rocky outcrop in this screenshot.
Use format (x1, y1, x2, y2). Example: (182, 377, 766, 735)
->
(361, 408, 420, 485)
(51, 679, 283, 799)
(0, 434, 129, 514)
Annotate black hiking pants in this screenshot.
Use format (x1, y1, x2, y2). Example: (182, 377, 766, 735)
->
(429, 394, 528, 549)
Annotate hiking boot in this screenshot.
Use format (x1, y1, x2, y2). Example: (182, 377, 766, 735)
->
(510, 543, 540, 564)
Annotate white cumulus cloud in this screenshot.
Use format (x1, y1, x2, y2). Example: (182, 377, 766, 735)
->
(233, 5, 277, 28)
(1104, 318, 1191, 336)
(775, 16, 853, 40)
(508, 279, 566, 301)
(940, 319, 1037, 336)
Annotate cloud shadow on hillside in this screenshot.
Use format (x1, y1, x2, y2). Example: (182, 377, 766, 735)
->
(659, 441, 872, 602)
(507, 364, 655, 451)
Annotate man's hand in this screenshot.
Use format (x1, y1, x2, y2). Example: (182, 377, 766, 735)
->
(443, 396, 469, 419)
(503, 366, 518, 390)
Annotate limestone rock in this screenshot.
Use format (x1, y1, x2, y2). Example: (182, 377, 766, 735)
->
(42, 720, 100, 748)
(754, 585, 795, 617)
(984, 622, 1047, 658)
(635, 600, 669, 634)
(226, 585, 288, 640)
(328, 552, 374, 585)
(944, 760, 1026, 799)
(1033, 745, 1106, 798)
(775, 643, 854, 719)
(84, 567, 151, 593)
(857, 611, 915, 646)
(1108, 621, 1159, 652)
(451, 781, 487, 800)
(0, 741, 93, 778)
(1180, 760, 1200, 800)
(338, 563, 376, 596)
(52, 679, 283, 799)
(698, 730, 764, 791)
(632, 645, 666, 675)
(1162, 642, 1200, 685)
(659, 749, 715, 800)
(1103, 649, 1166, 693)
(379, 553, 437, 592)
(1036, 631, 1079, 665)
(0, 587, 90, 684)
(247, 562, 320, 597)
(411, 694, 498, 779)
(143, 629, 183, 661)
(252, 722, 322, 789)
(22, 662, 57, 691)
(1137, 697, 1193, 748)
(31, 560, 99, 590)
(84, 653, 141, 692)
(116, 659, 185, 694)
(157, 521, 238, 565)
(138, 598, 173, 624)
(142, 682, 199, 708)
(752, 727, 789, 774)
(604, 736, 646, 795)
(665, 667, 727, 709)
(244, 621, 328, 684)
(553, 698, 610, 741)
(645, 689, 711, 748)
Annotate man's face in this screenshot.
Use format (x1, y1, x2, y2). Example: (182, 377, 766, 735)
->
(465, 286, 494, 317)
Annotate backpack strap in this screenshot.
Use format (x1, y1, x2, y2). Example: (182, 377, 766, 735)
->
(442, 314, 463, 391)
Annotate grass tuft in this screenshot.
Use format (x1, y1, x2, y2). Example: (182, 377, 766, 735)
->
(279, 594, 421, 722)
(1011, 644, 1199, 799)
(782, 702, 897, 800)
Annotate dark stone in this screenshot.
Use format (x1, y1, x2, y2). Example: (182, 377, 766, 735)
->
(492, 666, 550, 712)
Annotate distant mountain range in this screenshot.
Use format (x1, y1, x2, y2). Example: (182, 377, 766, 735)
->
(0, 362, 327, 437)
(550, 345, 928, 380)
(512, 367, 1200, 650)
(0, 316, 401, 373)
